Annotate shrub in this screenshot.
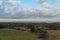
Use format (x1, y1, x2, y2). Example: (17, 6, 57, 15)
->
(30, 26, 35, 32)
(16, 28, 20, 30)
(21, 29, 26, 31)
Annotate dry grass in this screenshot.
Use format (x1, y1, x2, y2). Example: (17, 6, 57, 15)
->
(47, 30, 60, 40)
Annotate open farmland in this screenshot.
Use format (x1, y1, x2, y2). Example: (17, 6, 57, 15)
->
(0, 29, 37, 40)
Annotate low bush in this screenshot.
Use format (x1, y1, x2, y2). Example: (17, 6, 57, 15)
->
(16, 28, 20, 30)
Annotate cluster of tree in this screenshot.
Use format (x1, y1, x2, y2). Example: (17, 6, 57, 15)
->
(0, 25, 5, 28)
(0, 23, 60, 30)
(46, 24, 60, 30)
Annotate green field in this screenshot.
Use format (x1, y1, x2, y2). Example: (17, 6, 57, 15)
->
(0, 29, 37, 40)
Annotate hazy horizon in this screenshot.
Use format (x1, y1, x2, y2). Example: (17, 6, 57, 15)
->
(0, 18, 60, 23)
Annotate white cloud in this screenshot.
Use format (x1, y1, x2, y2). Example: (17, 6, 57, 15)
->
(57, 4, 60, 6)
(30, 9, 35, 13)
(41, 10, 50, 15)
(8, 6, 16, 11)
(52, 0, 58, 2)
(52, 8, 60, 16)
(8, 0, 21, 6)
(16, 7, 60, 18)
(0, 1, 3, 6)
(0, 0, 59, 20)
(35, 0, 53, 9)
(36, 0, 45, 3)
(41, 2, 53, 8)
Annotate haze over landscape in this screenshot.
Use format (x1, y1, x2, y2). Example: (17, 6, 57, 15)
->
(0, 0, 60, 22)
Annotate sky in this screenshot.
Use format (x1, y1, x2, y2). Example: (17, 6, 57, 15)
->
(0, 0, 60, 22)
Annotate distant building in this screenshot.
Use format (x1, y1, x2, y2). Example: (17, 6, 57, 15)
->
(34, 24, 43, 30)
(34, 24, 48, 30)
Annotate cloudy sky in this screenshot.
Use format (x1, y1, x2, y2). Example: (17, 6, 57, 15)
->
(0, 0, 60, 22)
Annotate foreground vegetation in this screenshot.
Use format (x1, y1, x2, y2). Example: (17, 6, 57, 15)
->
(0, 29, 37, 40)
(0, 29, 60, 40)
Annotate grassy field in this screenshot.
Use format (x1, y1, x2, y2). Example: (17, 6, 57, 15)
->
(0, 29, 60, 40)
(0, 29, 37, 40)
